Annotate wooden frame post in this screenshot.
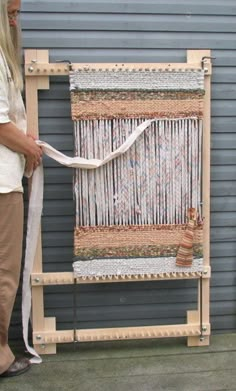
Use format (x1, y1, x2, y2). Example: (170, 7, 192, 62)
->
(25, 50, 56, 354)
(187, 50, 211, 347)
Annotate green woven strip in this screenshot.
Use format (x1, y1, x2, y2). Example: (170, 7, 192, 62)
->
(74, 244, 203, 259)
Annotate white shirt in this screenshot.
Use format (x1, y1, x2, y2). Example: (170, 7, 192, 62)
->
(0, 48, 27, 193)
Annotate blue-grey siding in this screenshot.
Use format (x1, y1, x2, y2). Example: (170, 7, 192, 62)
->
(11, 0, 236, 340)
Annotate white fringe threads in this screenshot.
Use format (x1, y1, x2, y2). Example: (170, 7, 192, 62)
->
(74, 118, 202, 227)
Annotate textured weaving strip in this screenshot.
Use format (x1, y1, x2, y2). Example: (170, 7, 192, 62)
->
(74, 224, 203, 259)
(71, 90, 204, 102)
(71, 67, 204, 270)
(73, 257, 204, 278)
(74, 244, 203, 259)
(71, 99, 203, 120)
(70, 69, 205, 92)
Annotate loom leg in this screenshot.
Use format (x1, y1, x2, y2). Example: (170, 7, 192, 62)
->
(187, 310, 210, 347)
(34, 317, 57, 354)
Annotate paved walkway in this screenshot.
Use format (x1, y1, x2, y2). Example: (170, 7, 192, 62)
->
(1, 334, 236, 391)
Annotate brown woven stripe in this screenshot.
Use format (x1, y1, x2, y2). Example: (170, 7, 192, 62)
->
(74, 224, 203, 257)
(71, 99, 204, 120)
(71, 90, 204, 102)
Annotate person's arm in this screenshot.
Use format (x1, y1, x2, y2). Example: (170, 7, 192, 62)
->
(0, 56, 42, 172)
(0, 121, 42, 172)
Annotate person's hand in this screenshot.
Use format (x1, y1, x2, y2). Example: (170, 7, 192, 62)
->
(24, 136, 43, 173)
(27, 134, 37, 141)
(24, 155, 41, 177)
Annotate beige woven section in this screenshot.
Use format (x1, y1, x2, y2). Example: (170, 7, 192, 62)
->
(71, 99, 204, 120)
(74, 224, 203, 258)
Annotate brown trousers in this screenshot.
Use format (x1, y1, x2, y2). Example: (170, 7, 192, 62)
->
(0, 192, 23, 374)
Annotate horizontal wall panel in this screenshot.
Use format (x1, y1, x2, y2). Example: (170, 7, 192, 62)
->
(37, 48, 192, 64)
(211, 197, 236, 212)
(211, 242, 236, 258)
(211, 68, 236, 84)
(211, 166, 236, 181)
(24, 48, 236, 66)
(42, 301, 236, 320)
(211, 150, 236, 165)
(211, 258, 236, 272)
(212, 117, 236, 133)
(22, 0, 236, 16)
(212, 84, 236, 100)
(43, 304, 199, 323)
(43, 167, 73, 184)
(42, 286, 235, 308)
(42, 216, 74, 232)
(213, 50, 236, 66)
(41, 301, 235, 323)
(42, 199, 74, 217)
(212, 316, 236, 331)
(212, 134, 236, 149)
(43, 185, 73, 200)
(39, 118, 73, 135)
(42, 280, 200, 294)
(45, 288, 199, 308)
(21, 14, 236, 33)
(211, 100, 236, 116)
(211, 212, 236, 227)
(23, 31, 236, 50)
(211, 181, 236, 197)
(211, 228, 236, 242)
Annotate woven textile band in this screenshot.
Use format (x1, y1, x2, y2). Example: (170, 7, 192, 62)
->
(72, 90, 204, 102)
(70, 66, 204, 269)
(71, 99, 203, 120)
(73, 257, 204, 278)
(74, 224, 203, 259)
(70, 69, 205, 92)
(70, 69, 204, 120)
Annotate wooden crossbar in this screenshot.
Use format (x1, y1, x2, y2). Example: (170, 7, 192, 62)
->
(31, 268, 211, 286)
(33, 321, 211, 346)
(25, 61, 212, 77)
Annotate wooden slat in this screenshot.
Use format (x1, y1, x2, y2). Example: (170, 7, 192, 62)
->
(33, 323, 210, 347)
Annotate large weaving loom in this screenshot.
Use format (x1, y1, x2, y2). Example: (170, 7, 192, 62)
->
(71, 67, 204, 277)
(25, 50, 211, 354)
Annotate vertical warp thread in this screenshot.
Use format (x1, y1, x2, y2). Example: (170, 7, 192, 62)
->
(74, 118, 202, 227)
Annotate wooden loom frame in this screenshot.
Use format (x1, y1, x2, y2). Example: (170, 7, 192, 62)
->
(25, 49, 212, 354)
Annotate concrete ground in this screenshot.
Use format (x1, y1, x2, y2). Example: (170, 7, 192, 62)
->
(1, 334, 236, 391)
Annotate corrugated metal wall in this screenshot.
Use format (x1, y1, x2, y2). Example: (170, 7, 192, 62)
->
(11, 0, 236, 340)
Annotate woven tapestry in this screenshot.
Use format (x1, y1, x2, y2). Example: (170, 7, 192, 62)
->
(70, 67, 205, 278)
